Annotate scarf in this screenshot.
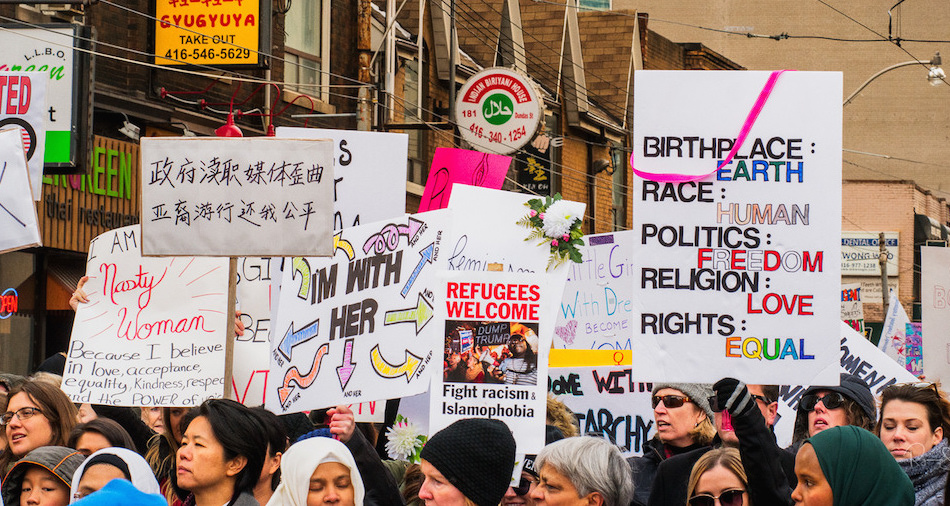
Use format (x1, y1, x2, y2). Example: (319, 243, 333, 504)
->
(897, 439, 950, 506)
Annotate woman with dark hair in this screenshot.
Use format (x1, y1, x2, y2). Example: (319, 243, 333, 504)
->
(175, 399, 267, 506)
(145, 406, 193, 505)
(0, 379, 79, 473)
(250, 407, 288, 506)
(67, 418, 137, 456)
(789, 373, 876, 450)
(876, 382, 950, 505)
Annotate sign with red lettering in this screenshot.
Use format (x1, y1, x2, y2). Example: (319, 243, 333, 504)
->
(154, 0, 267, 67)
(0, 72, 45, 200)
(630, 71, 841, 384)
(0, 128, 41, 253)
(455, 68, 542, 155)
(62, 225, 230, 407)
(0, 288, 18, 319)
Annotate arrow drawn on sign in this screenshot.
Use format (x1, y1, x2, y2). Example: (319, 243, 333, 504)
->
(334, 231, 355, 261)
(362, 217, 426, 254)
(399, 216, 425, 244)
(292, 258, 311, 300)
(278, 343, 330, 405)
(278, 319, 320, 361)
(383, 294, 434, 334)
(336, 338, 356, 390)
(400, 243, 435, 298)
(370, 345, 421, 382)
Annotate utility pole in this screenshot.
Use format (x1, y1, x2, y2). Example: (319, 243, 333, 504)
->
(879, 232, 889, 315)
(357, 0, 373, 131)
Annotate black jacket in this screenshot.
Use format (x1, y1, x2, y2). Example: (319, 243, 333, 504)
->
(628, 437, 710, 506)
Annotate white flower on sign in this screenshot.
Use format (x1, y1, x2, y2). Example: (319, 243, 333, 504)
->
(542, 200, 584, 238)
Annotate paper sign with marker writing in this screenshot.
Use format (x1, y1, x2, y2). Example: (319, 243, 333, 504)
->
(548, 366, 654, 456)
(430, 270, 552, 460)
(275, 128, 407, 229)
(62, 225, 230, 407)
(922, 246, 950, 385)
(229, 257, 278, 406)
(0, 73, 46, 201)
(0, 129, 41, 253)
(266, 210, 451, 414)
(140, 137, 334, 256)
(631, 71, 841, 384)
(772, 322, 916, 447)
(418, 148, 511, 212)
(555, 231, 639, 350)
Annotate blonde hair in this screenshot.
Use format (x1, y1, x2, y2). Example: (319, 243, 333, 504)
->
(546, 394, 579, 437)
(686, 448, 750, 505)
(687, 416, 717, 446)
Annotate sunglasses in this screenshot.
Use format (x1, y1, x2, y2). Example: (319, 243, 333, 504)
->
(688, 489, 746, 506)
(512, 474, 538, 496)
(799, 392, 845, 411)
(708, 393, 772, 413)
(652, 394, 693, 409)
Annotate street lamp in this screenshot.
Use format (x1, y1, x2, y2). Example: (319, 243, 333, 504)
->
(843, 52, 944, 107)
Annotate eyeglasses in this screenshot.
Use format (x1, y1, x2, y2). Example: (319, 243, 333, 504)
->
(688, 489, 746, 506)
(799, 392, 845, 411)
(512, 474, 538, 496)
(0, 406, 43, 426)
(652, 394, 693, 409)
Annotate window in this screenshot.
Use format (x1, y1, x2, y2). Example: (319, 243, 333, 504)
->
(404, 60, 427, 186)
(578, 0, 610, 10)
(283, 0, 330, 100)
(611, 144, 626, 230)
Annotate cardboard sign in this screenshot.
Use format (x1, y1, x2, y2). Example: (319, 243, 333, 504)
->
(548, 366, 655, 456)
(275, 128, 408, 229)
(62, 225, 230, 407)
(555, 231, 639, 350)
(630, 71, 842, 384)
(921, 246, 950, 385)
(430, 271, 552, 460)
(418, 148, 511, 212)
(0, 73, 45, 200)
(0, 128, 40, 253)
(266, 210, 451, 413)
(140, 137, 334, 256)
(772, 322, 917, 447)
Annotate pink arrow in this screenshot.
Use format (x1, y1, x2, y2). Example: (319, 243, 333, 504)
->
(337, 338, 356, 390)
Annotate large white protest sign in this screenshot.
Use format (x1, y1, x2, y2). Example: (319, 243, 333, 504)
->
(548, 365, 654, 456)
(630, 71, 841, 384)
(275, 127, 407, 230)
(555, 231, 639, 350)
(140, 137, 334, 256)
(62, 225, 230, 407)
(266, 210, 451, 413)
(0, 129, 40, 253)
(430, 270, 552, 460)
(230, 256, 277, 406)
(0, 73, 45, 200)
(922, 246, 950, 385)
(772, 322, 917, 447)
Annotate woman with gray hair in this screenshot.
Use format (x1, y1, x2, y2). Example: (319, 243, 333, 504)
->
(529, 436, 633, 506)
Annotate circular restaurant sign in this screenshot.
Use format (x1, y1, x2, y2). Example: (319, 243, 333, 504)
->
(456, 67, 542, 155)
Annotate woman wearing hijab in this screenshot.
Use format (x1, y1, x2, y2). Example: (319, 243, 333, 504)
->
(791, 425, 914, 506)
(266, 437, 364, 506)
(69, 447, 161, 502)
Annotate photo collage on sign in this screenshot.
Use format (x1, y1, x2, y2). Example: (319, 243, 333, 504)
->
(443, 320, 540, 386)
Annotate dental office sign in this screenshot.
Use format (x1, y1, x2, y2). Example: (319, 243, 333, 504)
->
(455, 67, 541, 155)
(630, 71, 842, 385)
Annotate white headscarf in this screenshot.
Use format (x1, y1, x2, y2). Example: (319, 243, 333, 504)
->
(266, 437, 364, 506)
(69, 447, 161, 503)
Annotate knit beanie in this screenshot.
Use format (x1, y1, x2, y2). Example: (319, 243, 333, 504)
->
(652, 383, 715, 422)
(420, 418, 516, 506)
(801, 373, 876, 421)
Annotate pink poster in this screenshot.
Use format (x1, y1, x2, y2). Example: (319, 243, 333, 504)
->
(417, 148, 511, 212)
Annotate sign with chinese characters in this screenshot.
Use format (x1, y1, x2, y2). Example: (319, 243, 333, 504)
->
(841, 232, 898, 276)
(140, 137, 334, 257)
(154, 0, 267, 67)
(630, 71, 841, 384)
(0, 72, 45, 200)
(0, 128, 41, 253)
(62, 225, 230, 407)
(266, 210, 451, 413)
(456, 67, 542, 155)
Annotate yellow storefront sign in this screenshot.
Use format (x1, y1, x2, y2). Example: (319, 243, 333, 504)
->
(154, 0, 261, 66)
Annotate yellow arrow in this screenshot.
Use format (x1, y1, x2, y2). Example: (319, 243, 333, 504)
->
(370, 345, 422, 382)
(334, 231, 355, 260)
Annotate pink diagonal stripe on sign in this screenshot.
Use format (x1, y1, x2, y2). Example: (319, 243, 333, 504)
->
(630, 70, 792, 183)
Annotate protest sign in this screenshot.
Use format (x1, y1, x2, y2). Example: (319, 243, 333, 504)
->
(430, 271, 552, 461)
(547, 365, 654, 456)
(772, 321, 917, 447)
(140, 137, 334, 256)
(0, 129, 41, 253)
(841, 283, 864, 334)
(417, 148, 511, 212)
(62, 225, 230, 407)
(275, 127, 407, 229)
(880, 290, 910, 366)
(229, 256, 276, 405)
(922, 246, 950, 385)
(266, 210, 451, 413)
(555, 231, 639, 350)
(905, 322, 922, 376)
(0, 73, 45, 200)
(630, 71, 841, 384)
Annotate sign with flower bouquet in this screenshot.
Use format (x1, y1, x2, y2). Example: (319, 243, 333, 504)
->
(385, 414, 428, 463)
(517, 193, 585, 269)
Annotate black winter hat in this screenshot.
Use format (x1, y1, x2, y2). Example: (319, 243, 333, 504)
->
(801, 373, 876, 420)
(420, 418, 516, 506)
